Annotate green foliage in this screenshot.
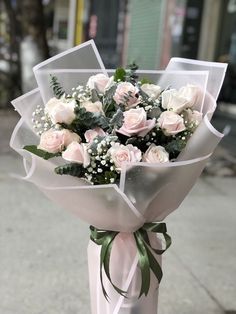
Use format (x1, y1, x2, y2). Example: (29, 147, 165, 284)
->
(109, 109, 124, 129)
(94, 171, 118, 185)
(126, 62, 139, 84)
(71, 106, 109, 131)
(102, 87, 117, 117)
(140, 77, 153, 85)
(91, 89, 100, 102)
(114, 68, 126, 82)
(23, 145, 60, 160)
(165, 138, 186, 159)
(55, 163, 84, 177)
(138, 88, 154, 105)
(50, 75, 65, 99)
(147, 107, 162, 119)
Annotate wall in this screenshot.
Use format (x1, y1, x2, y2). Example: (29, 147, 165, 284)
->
(126, 0, 165, 69)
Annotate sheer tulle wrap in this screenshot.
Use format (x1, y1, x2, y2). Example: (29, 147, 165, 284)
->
(10, 40, 227, 314)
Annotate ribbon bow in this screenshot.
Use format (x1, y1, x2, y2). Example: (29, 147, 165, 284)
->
(90, 222, 171, 301)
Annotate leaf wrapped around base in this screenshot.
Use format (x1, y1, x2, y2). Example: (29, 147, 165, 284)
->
(24, 145, 61, 160)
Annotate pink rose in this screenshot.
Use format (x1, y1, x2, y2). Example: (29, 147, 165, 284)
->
(62, 142, 90, 167)
(86, 74, 112, 94)
(158, 111, 186, 136)
(81, 100, 104, 114)
(113, 82, 140, 108)
(84, 127, 106, 143)
(62, 129, 81, 146)
(143, 145, 169, 163)
(108, 143, 141, 170)
(38, 129, 65, 153)
(117, 108, 156, 137)
(186, 109, 203, 126)
(45, 97, 76, 124)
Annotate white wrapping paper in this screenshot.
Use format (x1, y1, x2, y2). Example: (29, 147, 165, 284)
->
(10, 40, 227, 314)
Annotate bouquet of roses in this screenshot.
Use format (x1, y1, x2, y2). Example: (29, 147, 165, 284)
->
(25, 64, 203, 186)
(10, 40, 227, 314)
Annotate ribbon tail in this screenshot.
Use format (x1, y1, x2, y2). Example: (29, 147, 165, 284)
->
(134, 231, 151, 298)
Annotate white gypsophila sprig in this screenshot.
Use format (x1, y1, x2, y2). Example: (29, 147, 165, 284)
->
(71, 85, 92, 103)
(32, 104, 52, 136)
(84, 136, 118, 184)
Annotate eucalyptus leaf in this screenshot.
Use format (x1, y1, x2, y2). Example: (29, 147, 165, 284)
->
(50, 75, 65, 99)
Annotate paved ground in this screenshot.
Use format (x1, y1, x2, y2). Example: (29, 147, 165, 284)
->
(0, 110, 236, 314)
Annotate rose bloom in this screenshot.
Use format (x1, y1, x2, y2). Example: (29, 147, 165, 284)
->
(178, 84, 200, 107)
(113, 82, 140, 108)
(117, 107, 156, 137)
(161, 89, 189, 114)
(62, 129, 81, 146)
(45, 97, 76, 124)
(38, 129, 81, 153)
(143, 144, 169, 163)
(62, 141, 90, 167)
(158, 111, 186, 136)
(84, 127, 106, 143)
(185, 108, 203, 126)
(141, 84, 161, 100)
(38, 129, 65, 153)
(80, 100, 104, 114)
(86, 73, 113, 94)
(108, 143, 142, 170)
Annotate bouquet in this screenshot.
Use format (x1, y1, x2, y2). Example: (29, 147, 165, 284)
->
(10, 40, 227, 314)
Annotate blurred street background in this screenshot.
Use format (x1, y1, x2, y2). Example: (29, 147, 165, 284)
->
(0, 0, 236, 313)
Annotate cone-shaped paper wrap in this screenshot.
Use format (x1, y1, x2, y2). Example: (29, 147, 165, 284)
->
(10, 40, 227, 314)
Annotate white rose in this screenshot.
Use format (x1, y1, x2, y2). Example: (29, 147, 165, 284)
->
(45, 97, 76, 125)
(141, 84, 161, 100)
(86, 73, 111, 94)
(108, 143, 142, 170)
(80, 100, 104, 114)
(178, 84, 200, 107)
(143, 145, 169, 163)
(158, 111, 186, 136)
(161, 89, 189, 114)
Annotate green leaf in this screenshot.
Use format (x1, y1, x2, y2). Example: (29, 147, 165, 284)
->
(55, 163, 84, 177)
(126, 62, 139, 84)
(147, 107, 162, 119)
(23, 145, 60, 160)
(114, 68, 126, 82)
(95, 171, 118, 185)
(140, 77, 153, 85)
(50, 75, 65, 99)
(109, 109, 124, 129)
(165, 138, 186, 159)
(73, 107, 109, 131)
(91, 89, 101, 102)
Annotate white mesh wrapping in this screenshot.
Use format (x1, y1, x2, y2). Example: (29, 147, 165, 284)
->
(10, 40, 227, 314)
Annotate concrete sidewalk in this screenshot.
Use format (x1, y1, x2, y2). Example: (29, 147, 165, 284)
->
(0, 153, 236, 314)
